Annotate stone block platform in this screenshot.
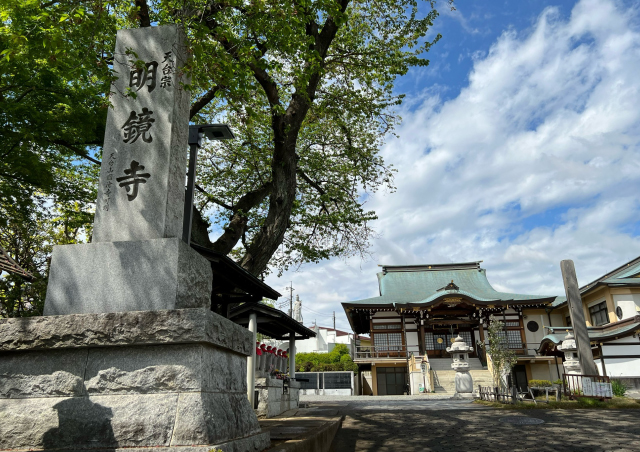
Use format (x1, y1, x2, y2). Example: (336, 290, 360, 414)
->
(0, 309, 270, 452)
(256, 377, 301, 419)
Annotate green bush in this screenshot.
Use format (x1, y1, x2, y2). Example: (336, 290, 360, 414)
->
(295, 344, 358, 373)
(553, 379, 565, 386)
(528, 379, 552, 388)
(611, 380, 627, 397)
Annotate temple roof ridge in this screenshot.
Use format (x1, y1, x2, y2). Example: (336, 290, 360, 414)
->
(379, 261, 482, 273)
(345, 262, 559, 308)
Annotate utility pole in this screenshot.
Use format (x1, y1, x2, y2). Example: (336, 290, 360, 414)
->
(333, 311, 336, 330)
(287, 282, 294, 317)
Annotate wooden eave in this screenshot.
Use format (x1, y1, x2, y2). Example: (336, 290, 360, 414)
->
(229, 303, 316, 340)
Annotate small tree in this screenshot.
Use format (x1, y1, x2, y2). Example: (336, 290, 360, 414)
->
(485, 315, 517, 391)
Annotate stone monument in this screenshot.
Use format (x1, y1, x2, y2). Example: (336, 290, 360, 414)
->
(560, 260, 598, 375)
(446, 334, 475, 398)
(0, 25, 269, 452)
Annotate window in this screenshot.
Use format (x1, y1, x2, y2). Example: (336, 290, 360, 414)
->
(589, 301, 609, 326)
(372, 324, 401, 330)
(496, 330, 523, 349)
(374, 332, 402, 351)
(526, 321, 539, 332)
(459, 331, 472, 346)
(425, 332, 434, 350)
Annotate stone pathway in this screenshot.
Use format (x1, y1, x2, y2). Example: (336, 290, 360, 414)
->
(300, 396, 640, 452)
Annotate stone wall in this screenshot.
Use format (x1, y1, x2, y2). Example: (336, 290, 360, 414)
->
(0, 308, 269, 451)
(255, 377, 300, 418)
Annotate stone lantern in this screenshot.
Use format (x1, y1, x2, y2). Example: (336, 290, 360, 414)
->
(558, 332, 582, 374)
(558, 331, 583, 391)
(446, 334, 474, 398)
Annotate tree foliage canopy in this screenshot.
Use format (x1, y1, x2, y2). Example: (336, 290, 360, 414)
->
(1, 0, 450, 295)
(484, 316, 518, 390)
(296, 343, 358, 373)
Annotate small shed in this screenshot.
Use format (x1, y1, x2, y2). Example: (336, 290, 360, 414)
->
(191, 243, 281, 316)
(229, 302, 316, 412)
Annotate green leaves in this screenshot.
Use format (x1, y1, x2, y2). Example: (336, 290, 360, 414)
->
(2, 0, 447, 284)
(485, 316, 519, 390)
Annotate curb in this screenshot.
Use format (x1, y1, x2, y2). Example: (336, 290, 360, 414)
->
(264, 415, 344, 452)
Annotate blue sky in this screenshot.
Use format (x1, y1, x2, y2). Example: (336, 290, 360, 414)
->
(400, 1, 577, 103)
(257, 0, 640, 331)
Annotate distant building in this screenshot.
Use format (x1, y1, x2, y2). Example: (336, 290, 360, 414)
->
(343, 259, 640, 396)
(539, 256, 640, 390)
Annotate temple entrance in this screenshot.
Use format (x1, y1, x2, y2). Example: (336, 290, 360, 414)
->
(376, 367, 407, 395)
(425, 329, 476, 358)
(508, 365, 528, 391)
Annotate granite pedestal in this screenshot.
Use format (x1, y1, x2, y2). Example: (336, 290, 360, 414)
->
(0, 309, 270, 452)
(44, 238, 212, 316)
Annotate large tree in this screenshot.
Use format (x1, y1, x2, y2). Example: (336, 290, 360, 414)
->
(1, 0, 450, 279)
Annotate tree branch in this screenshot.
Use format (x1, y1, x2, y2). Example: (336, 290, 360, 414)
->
(203, 14, 281, 108)
(51, 140, 101, 165)
(195, 183, 232, 210)
(206, 182, 273, 255)
(135, 0, 151, 27)
(190, 86, 221, 119)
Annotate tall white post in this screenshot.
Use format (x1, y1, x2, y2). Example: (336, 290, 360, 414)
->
(247, 312, 257, 407)
(289, 336, 296, 379)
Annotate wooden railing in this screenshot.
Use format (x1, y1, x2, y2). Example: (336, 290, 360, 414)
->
(354, 345, 421, 360)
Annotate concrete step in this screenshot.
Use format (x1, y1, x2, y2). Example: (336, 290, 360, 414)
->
(433, 368, 493, 393)
(428, 358, 485, 371)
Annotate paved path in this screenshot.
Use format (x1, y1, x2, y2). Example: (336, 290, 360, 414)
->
(300, 396, 640, 452)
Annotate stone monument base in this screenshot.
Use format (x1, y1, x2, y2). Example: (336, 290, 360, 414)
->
(0, 309, 270, 452)
(44, 238, 212, 316)
(255, 377, 300, 418)
(452, 392, 476, 399)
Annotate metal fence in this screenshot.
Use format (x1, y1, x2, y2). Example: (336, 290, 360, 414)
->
(295, 372, 353, 392)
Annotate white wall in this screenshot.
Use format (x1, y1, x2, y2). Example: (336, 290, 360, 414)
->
(600, 337, 640, 377)
(612, 293, 640, 321)
(530, 362, 560, 382)
(299, 388, 352, 396)
(522, 310, 565, 351)
(287, 326, 356, 355)
(406, 331, 419, 350)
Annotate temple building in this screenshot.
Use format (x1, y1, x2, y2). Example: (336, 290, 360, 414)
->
(538, 256, 640, 391)
(343, 259, 640, 396)
(342, 261, 565, 395)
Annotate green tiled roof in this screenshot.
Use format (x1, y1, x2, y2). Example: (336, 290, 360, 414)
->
(346, 263, 559, 308)
(550, 296, 567, 308)
(600, 277, 640, 285)
(580, 255, 640, 293)
(541, 320, 640, 346)
(610, 261, 640, 279)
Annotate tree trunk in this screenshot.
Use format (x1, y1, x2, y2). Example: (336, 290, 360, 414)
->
(240, 133, 298, 275)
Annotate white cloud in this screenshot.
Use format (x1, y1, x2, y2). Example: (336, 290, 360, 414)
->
(266, 0, 640, 333)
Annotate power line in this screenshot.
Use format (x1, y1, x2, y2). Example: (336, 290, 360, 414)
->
(301, 305, 334, 317)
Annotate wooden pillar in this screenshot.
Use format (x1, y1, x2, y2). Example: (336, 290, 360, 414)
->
(598, 343, 607, 376)
(289, 336, 296, 379)
(561, 260, 599, 375)
(247, 312, 257, 407)
(478, 321, 485, 344)
(418, 322, 426, 356)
